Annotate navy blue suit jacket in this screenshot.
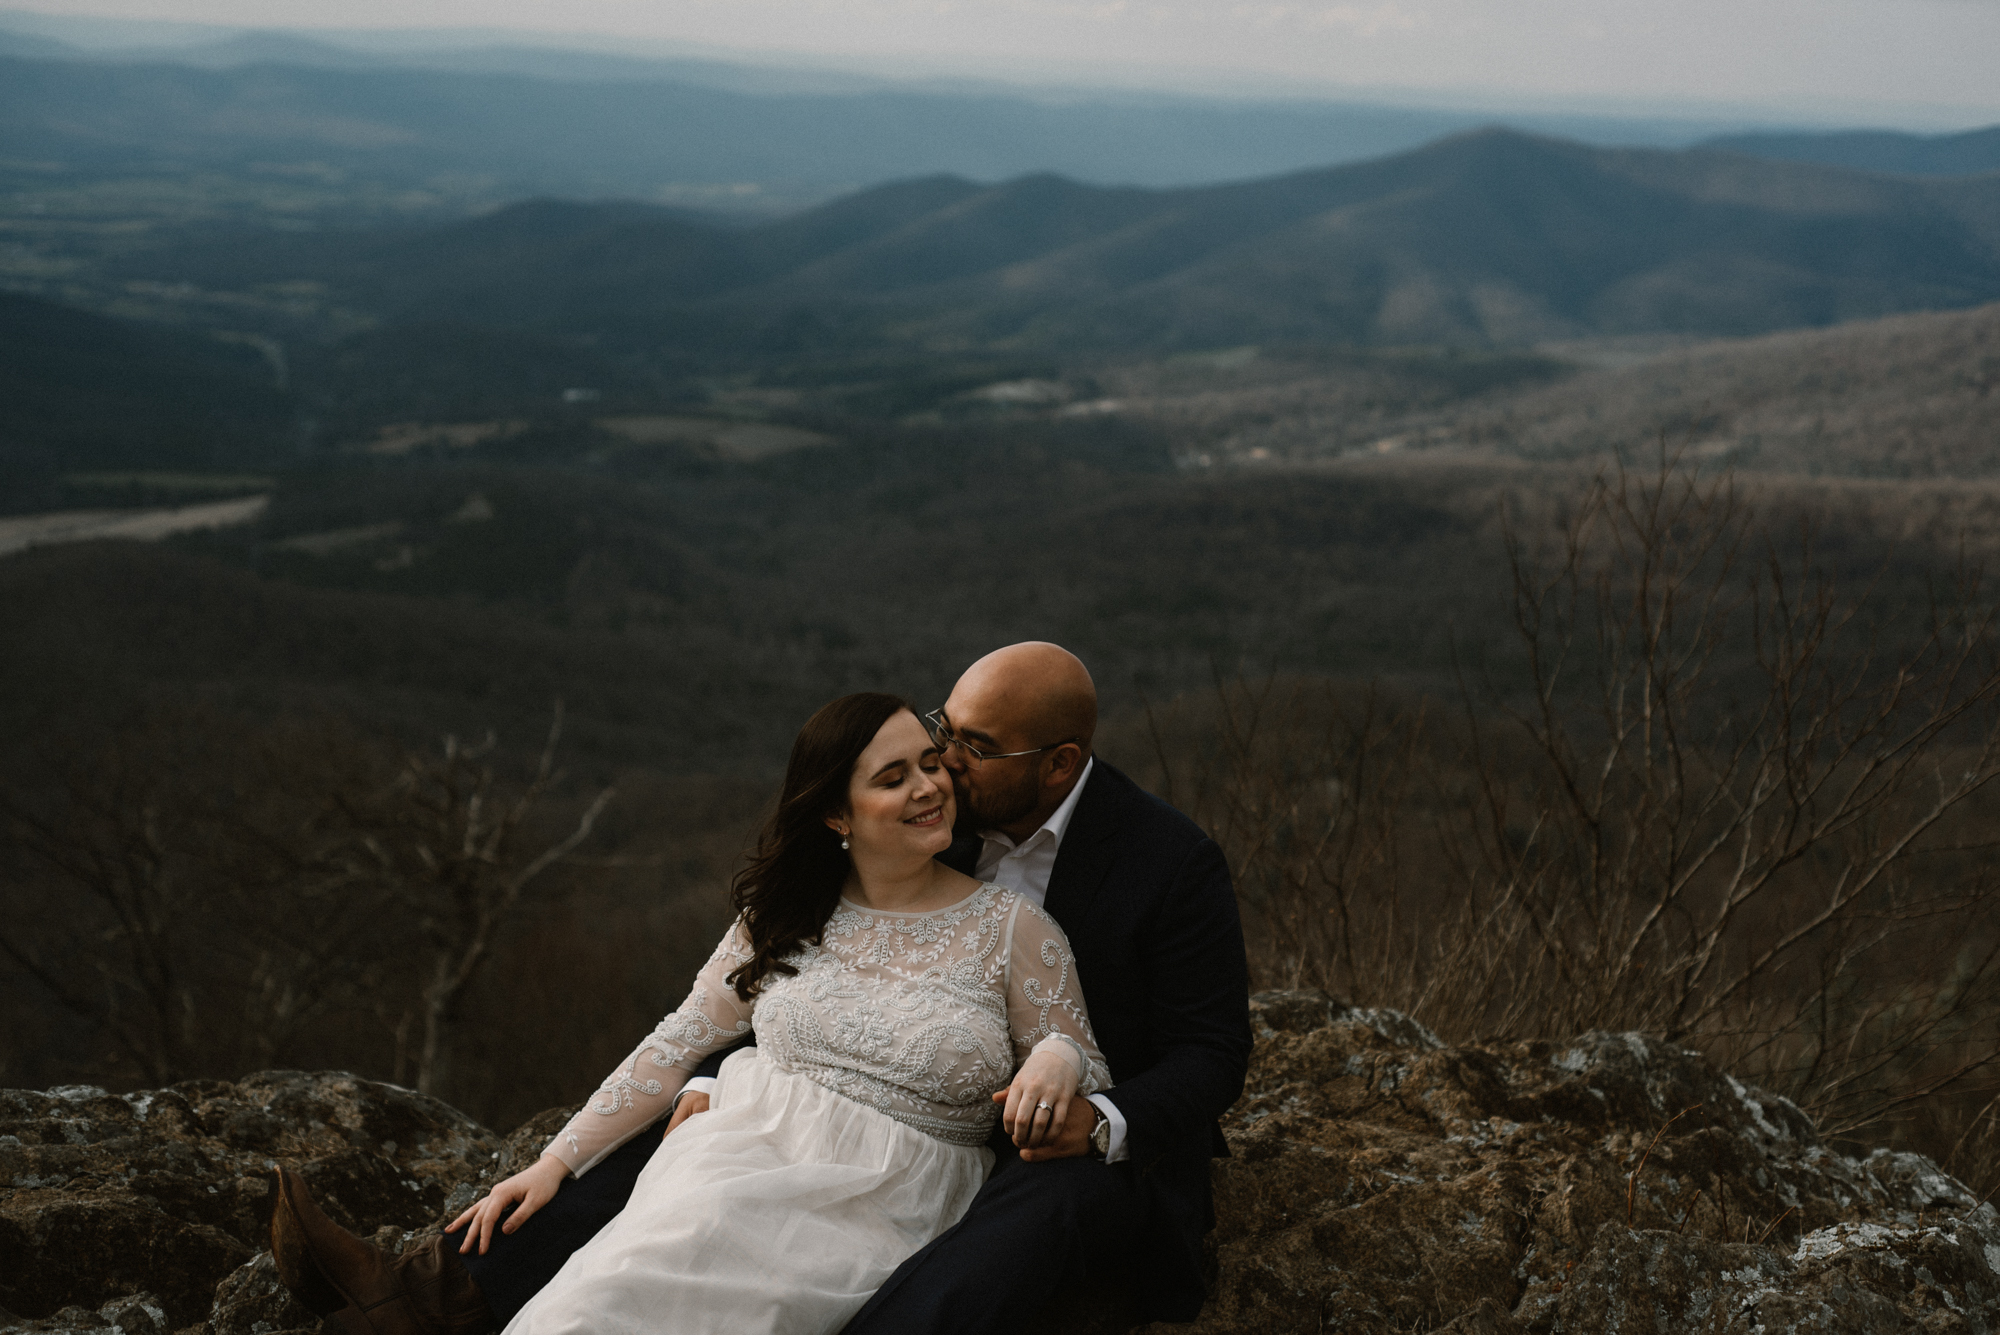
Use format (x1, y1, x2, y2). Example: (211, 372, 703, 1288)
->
(955, 758, 1251, 1316)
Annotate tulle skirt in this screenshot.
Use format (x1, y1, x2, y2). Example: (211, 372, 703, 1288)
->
(501, 1048, 992, 1335)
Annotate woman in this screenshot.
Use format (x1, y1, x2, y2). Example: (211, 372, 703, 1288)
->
(447, 692, 1109, 1334)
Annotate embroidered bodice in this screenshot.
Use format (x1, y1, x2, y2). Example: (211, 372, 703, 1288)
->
(546, 884, 1111, 1172)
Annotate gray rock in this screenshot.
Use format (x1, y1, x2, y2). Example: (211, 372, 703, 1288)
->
(4, 1000, 1995, 1334)
(0, 1293, 169, 1335)
(0, 1073, 511, 1329)
(205, 1251, 317, 1335)
(1190, 990, 2000, 1333)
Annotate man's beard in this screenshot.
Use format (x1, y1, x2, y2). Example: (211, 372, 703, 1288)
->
(952, 768, 1040, 834)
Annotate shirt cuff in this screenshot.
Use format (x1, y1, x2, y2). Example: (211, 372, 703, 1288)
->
(676, 1076, 718, 1107)
(1084, 1092, 1129, 1164)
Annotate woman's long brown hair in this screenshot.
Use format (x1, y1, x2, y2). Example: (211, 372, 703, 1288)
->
(725, 692, 915, 1001)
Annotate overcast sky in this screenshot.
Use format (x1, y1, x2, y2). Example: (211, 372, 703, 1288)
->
(19, 0, 2000, 125)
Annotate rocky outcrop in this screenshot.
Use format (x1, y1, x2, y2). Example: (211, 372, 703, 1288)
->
(1198, 991, 2000, 1333)
(0, 1074, 531, 1333)
(2, 998, 1995, 1334)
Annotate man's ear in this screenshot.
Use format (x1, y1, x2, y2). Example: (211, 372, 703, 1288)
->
(1043, 743, 1083, 789)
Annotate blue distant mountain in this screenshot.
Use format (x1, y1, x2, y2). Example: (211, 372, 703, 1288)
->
(1707, 126, 2000, 177)
(0, 45, 1804, 202)
(127, 128, 2000, 357)
(0, 26, 71, 58)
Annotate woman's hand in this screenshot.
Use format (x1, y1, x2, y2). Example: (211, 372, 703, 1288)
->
(449, 1153, 570, 1255)
(996, 1048, 1079, 1150)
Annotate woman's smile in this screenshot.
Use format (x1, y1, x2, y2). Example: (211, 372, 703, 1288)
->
(904, 805, 945, 828)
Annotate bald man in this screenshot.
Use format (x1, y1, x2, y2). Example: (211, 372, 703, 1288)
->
(834, 643, 1251, 1330)
(324, 644, 1248, 1335)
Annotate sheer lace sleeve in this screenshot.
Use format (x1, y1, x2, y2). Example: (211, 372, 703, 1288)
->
(543, 917, 755, 1177)
(999, 897, 1112, 1098)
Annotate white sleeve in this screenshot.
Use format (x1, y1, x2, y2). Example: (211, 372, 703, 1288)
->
(1001, 897, 1112, 1098)
(543, 919, 754, 1176)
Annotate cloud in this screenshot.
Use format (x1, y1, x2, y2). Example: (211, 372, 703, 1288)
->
(18, 0, 2000, 117)
(1221, 2, 1426, 34)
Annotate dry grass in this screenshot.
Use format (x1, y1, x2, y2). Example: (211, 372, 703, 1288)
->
(1126, 454, 2000, 1198)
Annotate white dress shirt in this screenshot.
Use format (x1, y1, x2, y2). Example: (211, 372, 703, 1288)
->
(683, 758, 1129, 1162)
(972, 755, 1093, 908)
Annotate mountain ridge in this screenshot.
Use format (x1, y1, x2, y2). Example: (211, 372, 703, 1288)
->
(17, 43, 1993, 212)
(119, 127, 2000, 357)
(0, 51, 1631, 199)
(1705, 125, 2000, 178)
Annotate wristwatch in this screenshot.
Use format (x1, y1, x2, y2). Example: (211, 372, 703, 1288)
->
(1088, 1105, 1112, 1159)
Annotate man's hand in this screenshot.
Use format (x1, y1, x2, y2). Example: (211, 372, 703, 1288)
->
(992, 1089, 1094, 1163)
(663, 1091, 709, 1137)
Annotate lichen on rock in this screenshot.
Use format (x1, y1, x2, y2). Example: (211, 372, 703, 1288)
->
(0, 1072, 512, 1332)
(2, 998, 1995, 1334)
(1196, 990, 2000, 1334)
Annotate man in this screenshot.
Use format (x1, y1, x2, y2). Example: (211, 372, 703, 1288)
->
(271, 642, 1249, 1333)
(835, 642, 1251, 1330)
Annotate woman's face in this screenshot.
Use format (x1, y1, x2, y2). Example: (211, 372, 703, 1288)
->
(834, 709, 955, 863)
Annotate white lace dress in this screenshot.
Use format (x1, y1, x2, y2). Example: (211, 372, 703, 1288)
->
(503, 883, 1112, 1335)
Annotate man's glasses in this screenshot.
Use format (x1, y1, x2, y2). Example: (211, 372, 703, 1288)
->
(923, 709, 1081, 765)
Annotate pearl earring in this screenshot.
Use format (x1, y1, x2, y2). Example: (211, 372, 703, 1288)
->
(840, 834, 850, 850)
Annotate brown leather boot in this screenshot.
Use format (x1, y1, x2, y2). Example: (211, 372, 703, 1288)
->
(382, 1236, 497, 1335)
(269, 1167, 497, 1335)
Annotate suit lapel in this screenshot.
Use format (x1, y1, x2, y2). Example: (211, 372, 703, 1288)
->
(1042, 762, 1127, 927)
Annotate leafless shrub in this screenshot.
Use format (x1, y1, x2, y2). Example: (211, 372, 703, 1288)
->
(1141, 675, 1425, 998)
(0, 736, 219, 1086)
(0, 713, 389, 1085)
(1153, 452, 2000, 1185)
(314, 703, 614, 1096)
(1468, 456, 2000, 1125)
(0, 704, 612, 1104)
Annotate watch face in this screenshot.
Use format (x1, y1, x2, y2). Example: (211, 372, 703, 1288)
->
(1091, 1114, 1111, 1154)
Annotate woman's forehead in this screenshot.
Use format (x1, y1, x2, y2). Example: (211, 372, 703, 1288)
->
(856, 710, 928, 765)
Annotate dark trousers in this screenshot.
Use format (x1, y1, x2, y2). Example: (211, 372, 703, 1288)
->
(450, 1116, 669, 1326)
(842, 1134, 1146, 1335)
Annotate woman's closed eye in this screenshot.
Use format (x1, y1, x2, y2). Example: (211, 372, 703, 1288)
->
(876, 754, 943, 787)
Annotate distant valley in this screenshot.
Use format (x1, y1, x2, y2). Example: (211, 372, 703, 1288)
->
(4, 126, 1996, 470)
(6, 25, 1996, 472)
(1122, 301, 2000, 480)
